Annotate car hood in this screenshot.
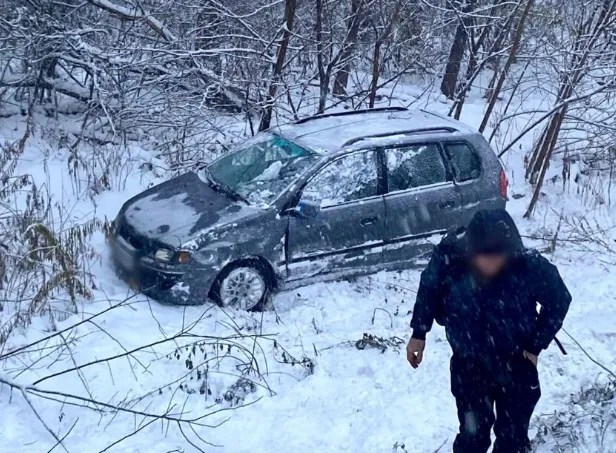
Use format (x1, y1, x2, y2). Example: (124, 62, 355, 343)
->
(119, 172, 259, 247)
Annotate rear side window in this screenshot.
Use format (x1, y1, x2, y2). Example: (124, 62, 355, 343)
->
(384, 144, 448, 192)
(444, 143, 481, 182)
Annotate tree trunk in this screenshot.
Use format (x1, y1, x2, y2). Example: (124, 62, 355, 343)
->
(524, 107, 567, 217)
(483, 3, 513, 100)
(449, 0, 517, 118)
(368, 39, 383, 108)
(259, 0, 298, 131)
(451, 21, 487, 119)
(333, 0, 363, 97)
(441, 2, 473, 99)
(316, 0, 328, 113)
(479, 0, 535, 133)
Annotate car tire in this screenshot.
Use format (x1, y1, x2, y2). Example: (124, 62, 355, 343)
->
(210, 259, 273, 312)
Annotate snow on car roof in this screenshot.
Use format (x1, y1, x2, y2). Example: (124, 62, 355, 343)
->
(274, 109, 474, 153)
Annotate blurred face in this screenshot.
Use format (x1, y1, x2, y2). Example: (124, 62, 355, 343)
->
(471, 254, 508, 278)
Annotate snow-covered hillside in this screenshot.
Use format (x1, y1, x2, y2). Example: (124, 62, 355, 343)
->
(4, 0, 616, 450)
(1, 83, 616, 453)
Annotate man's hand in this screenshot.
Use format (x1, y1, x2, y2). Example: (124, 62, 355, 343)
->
(523, 350, 538, 367)
(407, 338, 426, 369)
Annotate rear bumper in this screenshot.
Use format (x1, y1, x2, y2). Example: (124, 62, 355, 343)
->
(108, 234, 215, 305)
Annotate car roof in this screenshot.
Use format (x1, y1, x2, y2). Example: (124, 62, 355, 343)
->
(274, 108, 476, 153)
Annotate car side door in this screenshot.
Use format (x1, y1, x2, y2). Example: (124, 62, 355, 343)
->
(381, 142, 463, 264)
(285, 149, 387, 280)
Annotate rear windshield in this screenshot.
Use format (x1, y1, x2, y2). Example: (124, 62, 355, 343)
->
(207, 134, 318, 206)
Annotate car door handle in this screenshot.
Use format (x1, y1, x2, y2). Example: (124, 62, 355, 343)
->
(439, 201, 456, 209)
(360, 216, 379, 226)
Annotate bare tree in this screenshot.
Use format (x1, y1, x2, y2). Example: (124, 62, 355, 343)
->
(524, 0, 616, 217)
(368, 0, 406, 107)
(441, 0, 474, 99)
(449, 0, 521, 119)
(259, 0, 299, 131)
(333, 0, 366, 97)
(479, 0, 535, 133)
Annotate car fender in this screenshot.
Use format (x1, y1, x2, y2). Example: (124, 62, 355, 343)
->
(192, 212, 287, 282)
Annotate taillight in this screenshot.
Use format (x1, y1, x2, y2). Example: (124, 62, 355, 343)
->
(500, 169, 509, 200)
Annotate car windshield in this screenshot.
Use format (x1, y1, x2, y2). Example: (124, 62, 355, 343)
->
(206, 134, 318, 206)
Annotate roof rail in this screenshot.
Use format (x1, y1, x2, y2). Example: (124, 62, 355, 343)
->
(419, 109, 458, 122)
(420, 109, 477, 133)
(295, 106, 408, 125)
(343, 127, 457, 146)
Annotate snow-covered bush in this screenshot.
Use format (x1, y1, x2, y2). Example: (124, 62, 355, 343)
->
(0, 139, 99, 344)
(534, 379, 616, 452)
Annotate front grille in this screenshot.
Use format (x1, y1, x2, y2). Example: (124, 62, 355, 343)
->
(116, 216, 146, 250)
(115, 215, 170, 256)
(125, 233, 144, 250)
(139, 267, 183, 291)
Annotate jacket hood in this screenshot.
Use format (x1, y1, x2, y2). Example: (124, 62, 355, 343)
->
(465, 209, 523, 256)
(119, 172, 258, 247)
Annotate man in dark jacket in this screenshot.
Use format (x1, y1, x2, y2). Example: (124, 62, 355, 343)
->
(407, 209, 571, 453)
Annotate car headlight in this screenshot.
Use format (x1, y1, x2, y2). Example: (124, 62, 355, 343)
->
(155, 248, 174, 262)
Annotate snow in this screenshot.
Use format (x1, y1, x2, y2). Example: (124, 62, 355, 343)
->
(125, 192, 201, 244)
(2, 83, 616, 453)
(3, 249, 614, 452)
(254, 160, 284, 181)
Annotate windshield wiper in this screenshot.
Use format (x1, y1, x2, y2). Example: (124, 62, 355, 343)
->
(203, 169, 250, 205)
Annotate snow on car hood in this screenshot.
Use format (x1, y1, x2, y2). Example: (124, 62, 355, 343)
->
(120, 172, 258, 247)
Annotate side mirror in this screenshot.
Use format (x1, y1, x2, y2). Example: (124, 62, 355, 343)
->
(295, 199, 321, 218)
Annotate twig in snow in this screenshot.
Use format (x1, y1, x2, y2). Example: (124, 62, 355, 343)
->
(13, 379, 70, 453)
(433, 438, 448, 452)
(47, 418, 78, 453)
(562, 328, 616, 379)
(372, 307, 393, 328)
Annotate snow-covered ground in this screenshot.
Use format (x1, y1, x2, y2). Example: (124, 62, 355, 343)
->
(1, 90, 616, 453)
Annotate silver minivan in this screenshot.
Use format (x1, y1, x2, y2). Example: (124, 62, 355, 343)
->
(109, 107, 507, 310)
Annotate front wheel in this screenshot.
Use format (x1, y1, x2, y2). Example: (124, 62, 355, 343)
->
(210, 260, 272, 311)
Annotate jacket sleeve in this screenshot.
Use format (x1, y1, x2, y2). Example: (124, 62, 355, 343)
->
(410, 237, 450, 340)
(525, 252, 572, 355)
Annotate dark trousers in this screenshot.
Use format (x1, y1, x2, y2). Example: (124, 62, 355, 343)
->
(451, 354, 541, 453)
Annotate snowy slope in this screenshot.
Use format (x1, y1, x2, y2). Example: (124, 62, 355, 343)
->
(1, 93, 616, 453)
